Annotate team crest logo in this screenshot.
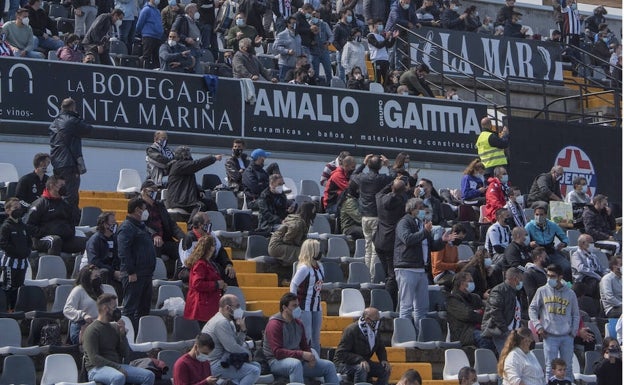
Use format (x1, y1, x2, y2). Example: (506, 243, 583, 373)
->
(554, 146, 596, 198)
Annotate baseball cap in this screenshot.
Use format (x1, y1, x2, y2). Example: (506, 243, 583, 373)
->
(251, 149, 271, 160)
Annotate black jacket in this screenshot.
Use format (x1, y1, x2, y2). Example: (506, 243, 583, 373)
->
(447, 289, 484, 346)
(526, 172, 561, 206)
(242, 163, 270, 201)
(441, 9, 465, 30)
(49, 110, 92, 171)
(86, 231, 119, 272)
(171, 14, 196, 44)
(353, 169, 393, 217)
(27, 195, 75, 240)
(118, 216, 156, 277)
(225, 154, 250, 191)
(393, 214, 444, 269)
(166, 156, 217, 209)
(82, 13, 115, 45)
(582, 205, 616, 241)
(257, 188, 289, 232)
(502, 241, 531, 272)
(373, 183, 406, 252)
(523, 263, 547, 304)
(0, 217, 32, 259)
(334, 322, 387, 368)
(481, 281, 526, 337)
(15, 172, 48, 204)
(145, 200, 185, 241)
(25, 4, 59, 37)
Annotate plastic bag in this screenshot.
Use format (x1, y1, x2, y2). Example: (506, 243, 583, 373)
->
(162, 297, 185, 317)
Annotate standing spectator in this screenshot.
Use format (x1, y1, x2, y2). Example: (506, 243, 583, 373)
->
(268, 202, 316, 266)
(2, 8, 45, 58)
(441, 0, 467, 31)
(136, 0, 164, 68)
(368, 19, 397, 86)
(63, 265, 104, 345)
(232, 38, 278, 81)
(242, 148, 271, 205)
(599, 256, 621, 318)
(290, 239, 324, 353)
(485, 208, 512, 261)
(57, 33, 85, 62)
(225, 139, 250, 193)
(363, 0, 388, 29)
(320, 151, 350, 187)
(495, 0, 515, 26)
(447, 271, 493, 349)
(584, 6, 607, 36)
(195, 0, 220, 59)
(414, 178, 444, 226)
(184, 235, 224, 324)
(271, 0, 293, 34)
(309, 10, 333, 85)
(161, 0, 183, 38)
(332, 9, 353, 81)
(82, 9, 125, 65)
(561, 0, 582, 65)
(49, 97, 93, 225)
(484, 166, 509, 223)
(505, 187, 527, 228)
(339, 182, 363, 239)
(416, 0, 441, 27)
(464, 5, 482, 32)
(334, 307, 391, 385)
(504, 11, 528, 38)
(564, 176, 590, 204)
(460, 158, 486, 205)
(74, 0, 98, 39)
(385, 0, 416, 70)
(571, 234, 608, 298)
(341, 28, 367, 78)
(84, 212, 121, 294)
(171, 4, 204, 53)
(263, 293, 340, 384)
(0, 198, 31, 311)
(523, 247, 548, 304)
(146, 130, 174, 187)
(475, 117, 508, 179)
(525, 203, 571, 280)
(294, 4, 314, 57)
(25, 0, 63, 51)
(481, 267, 525, 355)
(322, 156, 356, 214)
(389, 152, 414, 180)
(594, 337, 622, 385)
(497, 327, 544, 385)
(118, 197, 156, 333)
(399, 64, 435, 97)
(115, 0, 138, 51)
(15, 153, 49, 205)
(394, 198, 451, 332)
(0, 32, 15, 56)
(273, 16, 303, 82)
(582, 195, 619, 254)
(258, 174, 295, 233)
(431, 223, 467, 289)
(82, 293, 156, 385)
(165, 146, 221, 217)
(173, 333, 219, 385)
(477, 16, 493, 33)
(226, 12, 261, 51)
(530, 264, 579, 382)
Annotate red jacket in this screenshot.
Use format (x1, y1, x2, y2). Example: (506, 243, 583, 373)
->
(184, 259, 221, 322)
(173, 353, 212, 385)
(485, 177, 506, 222)
(322, 166, 350, 209)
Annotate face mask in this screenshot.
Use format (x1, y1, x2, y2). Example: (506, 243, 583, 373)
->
(111, 308, 122, 322)
(310, 17, 318, 24)
(484, 258, 493, 267)
(232, 148, 243, 157)
(516, 18, 522, 23)
(452, 238, 463, 246)
(196, 353, 210, 362)
(570, 3, 576, 10)
(555, 174, 563, 182)
(500, 174, 509, 184)
(515, 281, 523, 291)
(168, 0, 176, 6)
(114, 19, 122, 28)
(274, 185, 284, 194)
(401, 3, 410, 9)
(149, 191, 158, 200)
(529, 341, 536, 350)
(451, 94, 459, 100)
(377, 25, 384, 33)
(548, 278, 558, 288)
(535, 215, 546, 225)
(140, 209, 149, 222)
(523, 236, 530, 246)
(354, 36, 361, 42)
(236, 18, 245, 26)
(58, 186, 68, 196)
(72, 43, 79, 50)
(292, 307, 302, 319)
(92, 277, 102, 287)
(602, 37, 609, 43)
(313, 252, 322, 261)
(233, 307, 245, 320)
(346, 15, 353, 23)
(475, 173, 483, 179)
(305, 12, 311, 19)
(11, 208, 25, 220)
(418, 188, 426, 197)
(154, 0, 160, 5)
(466, 282, 475, 293)
(168, 39, 176, 47)
(416, 210, 426, 220)
(109, 223, 118, 233)
(194, 12, 200, 20)
(202, 223, 212, 233)
(21, 17, 30, 26)
(291, 22, 297, 30)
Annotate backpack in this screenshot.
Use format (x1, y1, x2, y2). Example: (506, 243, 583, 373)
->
(40, 323, 62, 346)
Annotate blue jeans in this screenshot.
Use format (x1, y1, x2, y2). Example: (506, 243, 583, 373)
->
(210, 361, 261, 385)
(544, 334, 574, 382)
(88, 364, 155, 385)
(69, 321, 84, 345)
(278, 64, 293, 82)
(335, 49, 345, 81)
(311, 50, 332, 85)
(473, 330, 497, 351)
(270, 357, 340, 384)
(118, 19, 136, 51)
(37, 36, 64, 50)
(395, 269, 429, 334)
(300, 310, 322, 354)
(15, 49, 44, 59)
(492, 332, 510, 356)
(341, 360, 390, 385)
(74, 5, 97, 37)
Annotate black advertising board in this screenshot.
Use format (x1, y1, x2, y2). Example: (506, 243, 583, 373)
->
(408, 27, 564, 84)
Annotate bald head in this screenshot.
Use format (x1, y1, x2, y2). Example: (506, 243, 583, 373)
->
(480, 117, 492, 131)
(219, 294, 239, 308)
(578, 234, 593, 249)
(392, 179, 406, 193)
(363, 307, 380, 320)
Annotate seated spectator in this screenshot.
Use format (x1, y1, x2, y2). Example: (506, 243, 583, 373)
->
(477, 16, 493, 34)
(82, 9, 125, 65)
(25, 0, 63, 51)
(233, 37, 277, 81)
(525, 166, 564, 207)
(225, 139, 250, 193)
(159, 30, 199, 73)
(84, 212, 121, 295)
(320, 151, 350, 187)
(485, 166, 509, 222)
(263, 293, 340, 384)
(173, 333, 219, 385)
(547, 29, 563, 43)
(15, 153, 49, 205)
(594, 337, 622, 385)
(486, 208, 512, 262)
(460, 246, 495, 299)
(288, 67, 310, 85)
(571, 234, 609, 298)
(414, 178, 445, 226)
(447, 271, 494, 349)
(495, 0, 515, 27)
(269, 202, 316, 266)
(599, 256, 621, 318)
(57, 34, 84, 62)
(0, 32, 14, 56)
(63, 265, 104, 345)
(523, 247, 548, 304)
(504, 12, 528, 38)
(334, 307, 390, 385)
(582, 195, 619, 255)
(399, 64, 435, 97)
(184, 235, 225, 323)
(83, 52, 96, 63)
(397, 369, 422, 385)
(346, 66, 368, 90)
(573, 281, 600, 318)
(273, 16, 303, 82)
(458, 367, 478, 385)
(431, 223, 467, 289)
(342, 28, 367, 79)
(27, 176, 87, 262)
(441, 0, 467, 31)
(165, 146, 221, 218)
(416, 0, 441, 27)
(2, 8, 44, 58)
(141, 180, 186, 277)
(145, 130, 174, 187)
(161, 0, 183, 38)
(322, 156, 356, 214)
(385, 70, 402, 93)
(461, 158, 486, 205)
(565, 176, 590, 204)
(242, 148, 271, 205)
(525, 202, 571, 280)
(0, 197, 31, 310)
(258, 174, 295, 232)
(283, 56, 316, 85)
(501, 226, 530, 272)
(178, 212, 237, 286)
(226, 12, 261, 52)
(505, 186, 526, 228)
(339, 181, 364, 240)
(202, 294, 261, 384)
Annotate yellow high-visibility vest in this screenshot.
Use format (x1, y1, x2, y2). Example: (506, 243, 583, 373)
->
(476, 131, 507, 168)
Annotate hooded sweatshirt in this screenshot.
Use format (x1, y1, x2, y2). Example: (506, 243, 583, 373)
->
(529, 281, 579, 337)
(262, 312, 309, 365)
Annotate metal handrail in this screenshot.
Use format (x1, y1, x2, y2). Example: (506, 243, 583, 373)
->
(559, 40, 622, 87)
(532, 89, 617, 119)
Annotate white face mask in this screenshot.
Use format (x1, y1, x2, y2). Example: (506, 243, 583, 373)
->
(274, 185, 284, 194)
(233, 307, 245, 320)
(140, 209, 149, 222)
(193, 11, 200, 20)
(196, 353, 210, 362)
(21, 17, 30, 26)
(168, 39, 176, 47)
(115, 19, 122, 27)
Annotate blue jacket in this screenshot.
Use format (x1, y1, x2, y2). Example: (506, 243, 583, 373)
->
(461, 174, 484, 200)
(86, 231, 119, 273)
(136, 3, 164, 39)
(525, 219, 568, 250)
(385, 0, 417, 32)
(118, 216, 156, 277)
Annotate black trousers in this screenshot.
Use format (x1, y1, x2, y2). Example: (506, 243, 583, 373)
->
(1, 266, 26, 309)
(142, 36, 161, 69)
(376, 247, 397, 309)
(373, 59, 390, 86)
(122, 275, 153, 334)
(155, 240, 179, 279)
(54, 166, 81, 225)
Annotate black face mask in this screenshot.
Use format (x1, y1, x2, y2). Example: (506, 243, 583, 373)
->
(313, 252, 322, 261)
(91, 277, 102, 288)
(233, 148, 243, 157)
(111, 308, 122, 322)
(529, 341, 536, 350)
(11, 208, 25, 220)
(58, 186, 68, 196)
(452, 238, 463, 246)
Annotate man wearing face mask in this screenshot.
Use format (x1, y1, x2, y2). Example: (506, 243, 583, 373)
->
(322, 156, 356, 215)
(117, 197, 157, 333)
(226, 12, 262, 51)
(258, 174, 295, 233)
(485, 208, 512, 262)
(599, 256, 622, 318)
(441, 0, 467, 31)
(202, 295, 261, 385)
(225, 139, 250, 194)
(294, 3, 314, 57)
(82, 9, 125, 65)
(0, 197, 32, 311)
(526, 166, 564, 206)
(159, 30, 199, 72)
(1, 8, 44, 58)
(83, 293, 155, 385)
(332, 9, 354, 81)
(529, 264, 579, 382)
(232, 38, 278, 81)
(264, 293, 340, 384)
(484, 166, 509, 223)
(173, 333, 219, 385)
(475, 117, 509, 180)
(431, 223, 467, 290)
(481, 267, 527, 355)
(136, 0, 164, 68)
(447, 272, 492, 350)
(15, 153, 50, 205)
(172, 4, 204, 50)
(524, 247, 548, 303)
(525, 203, 571, 281)
(334, 307, 390, 385)
(242, 149, 272, 206)
(501, 226, 531, 273)
(146, 130, 175, 187)
(394, 198, 452, 333)
(273, 16, 303, 81)
(85, 212, 122, 294)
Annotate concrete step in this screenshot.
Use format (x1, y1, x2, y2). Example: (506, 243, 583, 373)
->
(236, 273, 277, 287)
(321, 316, 353, 331)
(79, 197, 129, 211)
(389, 362, 433, 382)
(232, 260, 257, 274)
(320, 330, 342, 347)
(79, 190, 128, 199)
(240, 287, 290, 301)
(386, 347, 408, 362)
(422, 381, 459, 385)
(246, 300, 327, 317)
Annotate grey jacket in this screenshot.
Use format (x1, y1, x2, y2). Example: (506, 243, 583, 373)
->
(529, 282, 580, 337)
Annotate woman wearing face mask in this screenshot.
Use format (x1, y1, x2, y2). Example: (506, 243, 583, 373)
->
(461, 158, 487, 205)
(342, 28, 367, 81)
(83, 212, 122, 296)
(414, 178, 445, 226)
(269, 202, 317, 266)
(63, 264, 105, 344)
(290, 239, 324, 354)
(184, 235, 226, 325)
(346, 66, 368, 90)
(461, 246, 496, 299)
(431, 223, 467, 290)
(498, 327, 543, 385)
(0, 197, 32, 311)
(484, 166, 509, 222)
(594, 337, 622, 385)
(57, 33, 85, 62)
